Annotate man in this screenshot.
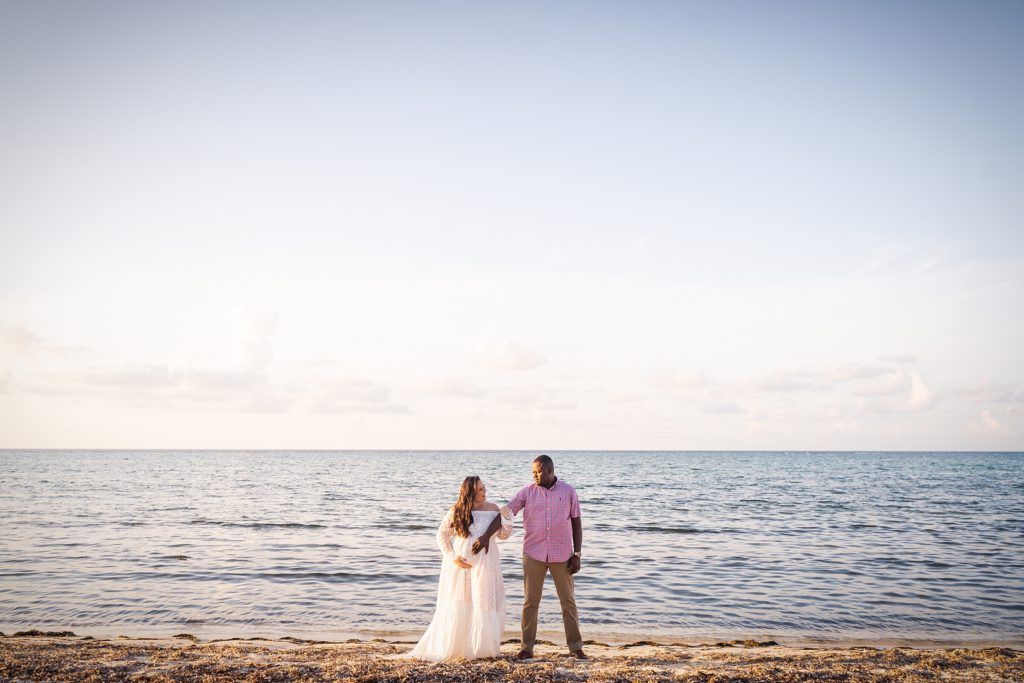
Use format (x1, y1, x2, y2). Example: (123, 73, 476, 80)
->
(474, 454, 585, 660)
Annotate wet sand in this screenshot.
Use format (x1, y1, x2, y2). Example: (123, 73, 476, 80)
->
(1, 632, 1021, 682)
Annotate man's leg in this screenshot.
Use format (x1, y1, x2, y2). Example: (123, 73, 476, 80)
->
(548, 560, 583, 652)
(520, 555, 547, 655)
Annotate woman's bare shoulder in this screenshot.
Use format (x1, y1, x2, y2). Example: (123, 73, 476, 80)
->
(481, 502, 500, 512)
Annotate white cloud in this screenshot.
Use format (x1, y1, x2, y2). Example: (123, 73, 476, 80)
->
(491, 387, 577, 412)
(29, 363, 271, 410)
(855, 370, 911, 397)
(306, 378, 409, 414)
(0, 323, 91, 359)
(654, 370, 711, 395)
(64, 364, 176, 389)
(832, 418, 859, 433)
(0, 324, 44, 354)
(877, 354, 918, 365)
(179, 367, 267, 392)
(700, 400, 743, 414)
(950, 382, 1024, 404)
(829, 363, 893, 381)
(908, 372, 934, 411)
(240, 393, 291, 414)
(417, 377, 488, 398)
(749, 370, 817, 393)
(475, 342, 546, 371)
(970, 409, 1007, 434)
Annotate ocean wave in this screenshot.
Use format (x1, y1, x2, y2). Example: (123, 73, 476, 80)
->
(626, 525, 718, 534)
(186, 519, 327, 530)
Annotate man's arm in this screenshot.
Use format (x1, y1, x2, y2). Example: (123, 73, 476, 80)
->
(471, 514, 502, 555)
(474, 486, 526, 555)
(567, 516, 582, 574)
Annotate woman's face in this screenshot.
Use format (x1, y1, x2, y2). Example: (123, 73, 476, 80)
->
(473, 480, 487, 504)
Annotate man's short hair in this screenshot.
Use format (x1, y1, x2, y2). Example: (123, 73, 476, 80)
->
(533, 454, 554, 470)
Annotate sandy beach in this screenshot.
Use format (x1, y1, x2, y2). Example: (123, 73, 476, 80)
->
(1, 632, 1021, 682)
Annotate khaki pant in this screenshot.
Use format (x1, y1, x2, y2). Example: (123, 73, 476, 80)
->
(521, 554, 583, 653)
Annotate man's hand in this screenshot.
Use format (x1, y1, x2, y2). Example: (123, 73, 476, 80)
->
(567, 555, 581, 575)
(471, 514, 502, 555)
(454, 556, 472, 569)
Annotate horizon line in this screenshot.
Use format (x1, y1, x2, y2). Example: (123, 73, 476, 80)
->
(1, 448, 1021, 454)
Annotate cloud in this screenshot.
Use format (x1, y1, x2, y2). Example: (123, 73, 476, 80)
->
(654, 370, 711, 395)
(700, 400, 743, 414)
(829, 363, 893, 381)
(475, 342, 546, 371)
(877, 354, 918, 365)
(40, 364, 267, 393)
(240, 393, 291, 414)
(418, 378, 488, 398)
(0, 324, 44, 354)
(30, 363, 411, 416)
(855, 370, 911, 397)
(31, 363, 272, 409)
(831, 418, 859, 433)
(601, 390, 645, 404)
(180, 368, 266, 393)
(306, 378, 409, 414)
(0, 323, 91, 359)
(749, 371, 817, 393)
(657, 363, 918, 405)
(491, 387, 577, 411)
(969, 410, 1007, 434)
(51, 364, 176, 389)
(11, 307, 284, 413)
(908, 372, 934, 411)
(1, 311, 416, 418)
(950, 382, 1024, 404)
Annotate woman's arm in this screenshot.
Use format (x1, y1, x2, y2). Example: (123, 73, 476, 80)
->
(436, 508, 455, 557)
(437, 508, 473, 569)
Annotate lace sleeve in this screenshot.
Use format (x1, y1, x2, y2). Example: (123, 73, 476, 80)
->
(436, 508, 455, 557)
(496, 506, 513, 540)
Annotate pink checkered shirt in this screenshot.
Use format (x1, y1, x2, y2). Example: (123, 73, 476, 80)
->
(508, 478, 581, 563)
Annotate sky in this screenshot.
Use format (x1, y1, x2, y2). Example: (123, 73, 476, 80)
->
(1, 1, 1022, 450)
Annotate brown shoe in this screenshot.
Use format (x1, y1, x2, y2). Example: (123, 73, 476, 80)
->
(514, 650, 535, 661)
(569, 649, 588, 660)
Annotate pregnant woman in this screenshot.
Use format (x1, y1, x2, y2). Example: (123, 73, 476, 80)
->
(408, 476, 512, 661)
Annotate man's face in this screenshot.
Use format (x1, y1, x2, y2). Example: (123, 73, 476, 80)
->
(532, 461, 554, 487)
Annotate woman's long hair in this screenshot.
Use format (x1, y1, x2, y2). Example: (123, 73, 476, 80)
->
(451, 476, 480, 538)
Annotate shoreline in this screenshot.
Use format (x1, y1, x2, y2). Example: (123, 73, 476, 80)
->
(1, 633, 1021, 682)
(3, 625, 1022, 651)
(9, 626, 1024, 649)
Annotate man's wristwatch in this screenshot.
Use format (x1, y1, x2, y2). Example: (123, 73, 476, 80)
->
(573, 551, 582, 559)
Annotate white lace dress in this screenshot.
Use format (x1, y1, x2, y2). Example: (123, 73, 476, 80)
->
(407, 507, 513, 661)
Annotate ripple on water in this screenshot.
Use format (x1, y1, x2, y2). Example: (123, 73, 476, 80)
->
(1, 450, 1022, 642)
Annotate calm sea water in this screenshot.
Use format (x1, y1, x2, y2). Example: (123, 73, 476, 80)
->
(1, 450, 1022, 646)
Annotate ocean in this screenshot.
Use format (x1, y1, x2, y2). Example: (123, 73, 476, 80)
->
(1, 450, 1021, 646)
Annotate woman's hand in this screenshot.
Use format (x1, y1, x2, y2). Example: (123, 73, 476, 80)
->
(453, 556, 472, 569)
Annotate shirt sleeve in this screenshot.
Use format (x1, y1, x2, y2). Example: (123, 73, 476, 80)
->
(569, 487, 581, 519)
(436, 508, 455, 558)
(507, 486, 527, 516)
(496, 506, 513, 540)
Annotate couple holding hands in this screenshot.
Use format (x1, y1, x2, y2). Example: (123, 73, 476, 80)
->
(407, 455, 587, 661)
